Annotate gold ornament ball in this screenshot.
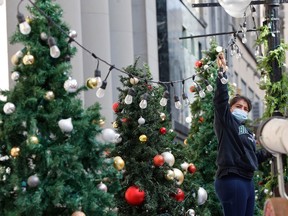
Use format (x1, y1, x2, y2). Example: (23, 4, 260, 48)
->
(173, 168, 184, 185)
(25, 16, 32, 24)
(113, 156, 125, 171)
(165, 170, 175, 181)
(184, 139, 188, 145)
(29, 136, 39, 144)
(44, 91, 55, 101)
(10, 147, 20, 157)
(98, 119, 105, 127)
(139, 134, 147, 142)
(86, 77, 98, 89)
(112, 121, 118, 128)
(71, 211, 86, 216)
(160, 113, 166, 121)
(11, 54, 20, 66)
(23, 53, 35, 65)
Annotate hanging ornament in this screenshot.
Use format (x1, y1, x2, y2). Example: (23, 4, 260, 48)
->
(159, 127, 167, 135)
(22, 52, 35, 65)
(86, 77, 98, 89)
(188, 163, 197, 174)
(68, 30, 78, 42)
(137, 116, 145, 125)
(112, 121, 118, 128)
(173, 168, 184, 185)
(113, 133, 122, 144)
(186, 209, 195, 216)
(44, 91, 55, 101)
(185, 116, 192, 124)
(11, 50, 24, 65)
(112, 102, 120, 113)
(139, 134, 147, 142)
(3, 102, 16, 114)
(171, 188, 185, 202)
(27, 175, 40, 187)
(216, 46, 223, 53)
(161, 151, 175, 166)
(11, 71, 20, 81)
(125, 186, 145, 206)
(71, 211, 86, 216)
(160, 112, 166, 121)
(183, 139, 188, 145)
(180, 162, 189, 171)
(101, 128, 116, 142)
(198, 116, 204, 123)
(259, 71, 269, 90)
(58, 118, 73, 133)
(153, 155, 165, 167)
(40, 32, 48, 41)
(28, 135, 39, 144)
(195, 60, 203, 68)
(97, 182, 108, 192)
(129, 77, 139, 85)
(197, 187, 208, 205)
(189, 85, 196, 93)
(64, 77, 78, 93)
(113, 156, 125, 171)
(165, 170, 175, 181)
(10, 147, 20, 157)
(98, 119, 105, 127)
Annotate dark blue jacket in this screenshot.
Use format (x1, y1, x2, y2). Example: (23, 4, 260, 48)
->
(213, 72, 270, 179)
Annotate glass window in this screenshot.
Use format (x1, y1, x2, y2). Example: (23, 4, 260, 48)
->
(182, 26, 188, 49)
(241, 79, 247, 96)
(248, 87, 254, 100)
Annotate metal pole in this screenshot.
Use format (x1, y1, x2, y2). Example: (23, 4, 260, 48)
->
(266, 0, 282, 82)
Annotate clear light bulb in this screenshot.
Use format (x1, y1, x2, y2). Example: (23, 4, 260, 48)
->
(242, 34, 247, 44)
(96, 81, 107, 98)
(94, 69, 102, 88)
(205, 80, 213, 92)
(124, 88, 135, 105)
(48, 37, 61, 58)
(17, 13, 31, 35)
(174, 96, 182, 109)
(199, 90, 206, 98)
(185, 116, 192, 123)
(139, 93, 148, 109)
(160, 90, 169, 106)
(254, 46, 260, 56)
(220, 77, 228, 84)
(182, 93, 190, 106)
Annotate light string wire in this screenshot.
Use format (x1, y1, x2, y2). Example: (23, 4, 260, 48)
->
(24, 0, 256, 90)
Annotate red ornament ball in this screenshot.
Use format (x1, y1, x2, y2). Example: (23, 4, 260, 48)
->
(159, 127, 167, 135)
(125, 186, 145, 206)
(153, 155, 165, 167)
(112, 102, 120, 113)
(172, 188, 185, 202)
(198, 116, 204, 123)
(188, 163, 197, 174)
(147, 85, 153, 90)
(121, 118, 128, 123)
(195, 60, 203, 68)
(189, 85, 196, 93)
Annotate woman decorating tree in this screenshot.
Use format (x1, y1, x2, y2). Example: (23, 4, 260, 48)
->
(213, 52, 272, 216)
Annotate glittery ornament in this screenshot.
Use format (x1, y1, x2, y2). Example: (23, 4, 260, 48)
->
(139, 134, 147, 142)
(64, 77, 78, 93)
(10, 147, 20, 157)
(44, 91, 55, 101)
(113, 156, 125, 171)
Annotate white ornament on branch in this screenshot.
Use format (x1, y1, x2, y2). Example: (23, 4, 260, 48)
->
(58, 118, 73, 133)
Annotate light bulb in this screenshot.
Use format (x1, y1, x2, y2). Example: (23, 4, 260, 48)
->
(17, 12, 31, 35)
(139, 93, 148, 109)
(254, 46, 260, 56)
(220, 77, 228, 84)
(48, 37, 61, 58)
(124, 88, 135, 105)
(160, 90, 169, 106)
(182, 93, 190, 106)
(242, 22, 247, 33)
(94, 69, 102, 88)
(199, 90, 206, 98)
(96, 81, 107, 98)
(185, 116, 192, 123)
(174, 96, 182, 109)
(205, 80, 213, 92)
(242, 34, 247, 44)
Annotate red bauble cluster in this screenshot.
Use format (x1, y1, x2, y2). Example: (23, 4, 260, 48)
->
(195, 60, 203, 68)
(153, 155, 165, 167)
(125, 186, 145, 206)
(188, 163, 197, 174)
(171, 188, 185, 202)
(159, 127, 167, 135)
(112, 102, 120, 113)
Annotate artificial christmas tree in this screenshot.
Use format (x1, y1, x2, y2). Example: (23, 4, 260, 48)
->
(0, 0, 119, 215)
(110, 61, 195, 215)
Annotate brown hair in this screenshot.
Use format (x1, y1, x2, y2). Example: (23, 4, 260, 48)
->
(229, 94, 252, 112)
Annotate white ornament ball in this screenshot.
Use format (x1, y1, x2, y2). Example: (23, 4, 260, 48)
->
(129, 77, 139, 85)
(216, 46, 223, 53)
(64, 77, 78, 93)
(187, 209, 195, 216)
(58, 118, 73, 133)
(69, 30, 78, 39)
(101, 128, 116, 143)
(180, 162, 189, 171)
(203, 64, 209, 70)
(97, 182, 108, 192)
(161, 151, 175, 167)
(197, 187, 208, 205)
(185, 116, 192, 123)
(11, 71, 20, 81)
(27, 175, 40, 187)
(3, 102, 16, 114)
(138, 117, 145, 125)
(113, 133, 122, 144)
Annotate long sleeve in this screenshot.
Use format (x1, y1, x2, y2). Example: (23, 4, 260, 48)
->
(256, 148, 273, 164)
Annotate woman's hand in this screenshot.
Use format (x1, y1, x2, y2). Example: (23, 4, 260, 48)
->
(217, 52, 227, 70)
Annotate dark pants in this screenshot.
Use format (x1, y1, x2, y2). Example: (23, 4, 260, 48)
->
(215, 175, 255, 216)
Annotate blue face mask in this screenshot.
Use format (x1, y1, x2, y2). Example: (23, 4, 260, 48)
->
(232, 108, 248, 123)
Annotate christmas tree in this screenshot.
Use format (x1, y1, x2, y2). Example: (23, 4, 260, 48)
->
(110, 61, 195, 215)
(0, 0, 119, 215)
(184, 39, 223, 216)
